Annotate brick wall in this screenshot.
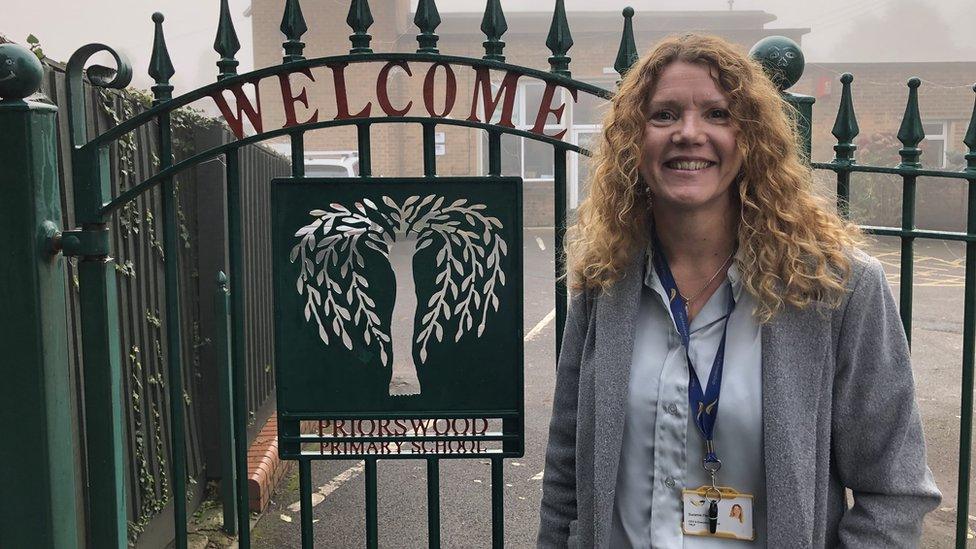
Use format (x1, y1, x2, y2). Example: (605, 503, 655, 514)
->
(796, 62, 976, 230)
(248, 4, 975, 229)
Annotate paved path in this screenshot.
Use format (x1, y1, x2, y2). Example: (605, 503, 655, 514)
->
(250, 231, 974, 548)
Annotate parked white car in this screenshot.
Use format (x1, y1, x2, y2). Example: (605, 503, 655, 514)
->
(266, 144, 360, 177)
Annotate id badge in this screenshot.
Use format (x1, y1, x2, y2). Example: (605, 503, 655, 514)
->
(682, 486, 755, 541)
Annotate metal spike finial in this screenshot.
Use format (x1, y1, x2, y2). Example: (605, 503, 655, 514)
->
(149, 12, 175, 104)
(415, 0, 442, 54)
(614, 7, 638, 82)
(546, 0, 574, 77)
(214, 0, 241, 80)
(280, 0, 308, 63)
(831, 73, 859, 164)
(347, 0, 374, 54)
(964, 84, 976, 172)
(481, 0, 508, 62)
(897, 77, 924, 168)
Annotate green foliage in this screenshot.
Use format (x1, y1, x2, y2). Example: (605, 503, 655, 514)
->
(25, 34, 45, 61)
(843, 132, 969, 226)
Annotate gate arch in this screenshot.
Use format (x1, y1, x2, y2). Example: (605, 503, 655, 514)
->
(60, 2, 626, 548)
(4, 0, 974, 547)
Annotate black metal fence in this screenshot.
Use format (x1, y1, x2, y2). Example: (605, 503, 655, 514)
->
(39, 60, 288, 546)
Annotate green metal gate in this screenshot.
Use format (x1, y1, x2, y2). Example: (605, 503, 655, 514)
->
(1, 0, 975, 547)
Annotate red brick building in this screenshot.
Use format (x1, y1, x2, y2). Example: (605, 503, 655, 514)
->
(247, 1, 975, 228)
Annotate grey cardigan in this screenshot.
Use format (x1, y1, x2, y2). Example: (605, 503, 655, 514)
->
(538, 249, 941, 548)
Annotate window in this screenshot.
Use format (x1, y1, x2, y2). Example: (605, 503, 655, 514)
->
(478, 78, 613, 208)
(480, 81, 568, 182)
(921, 121, 948, 168)
(569, 79, 612, 208)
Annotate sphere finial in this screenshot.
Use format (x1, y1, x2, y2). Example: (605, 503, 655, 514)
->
(749, 35, 805, 92)
(152, 12, 164, 23)
(0, 43, 44, 100)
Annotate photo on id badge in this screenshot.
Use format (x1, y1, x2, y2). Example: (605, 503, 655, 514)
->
(682, 487, 755, 541)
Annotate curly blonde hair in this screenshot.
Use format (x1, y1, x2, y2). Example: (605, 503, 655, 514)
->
(567, 33, 861, 322)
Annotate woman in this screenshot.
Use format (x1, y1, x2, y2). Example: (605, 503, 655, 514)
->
(729, 504, 744, 525)
(537, 34, 940, 548)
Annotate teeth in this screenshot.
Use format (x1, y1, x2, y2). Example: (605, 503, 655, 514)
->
(667, 160, 712, 170)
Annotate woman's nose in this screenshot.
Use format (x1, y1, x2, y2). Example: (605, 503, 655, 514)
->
(671, 116, 706, 145)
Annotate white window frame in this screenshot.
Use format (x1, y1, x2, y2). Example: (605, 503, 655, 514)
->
(568, 79, 613, 209)
(922, 120, 949, 168)
(477, 80, 568, 182)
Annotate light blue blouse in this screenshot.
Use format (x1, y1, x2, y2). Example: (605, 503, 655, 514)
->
(609, 248, 766, 548)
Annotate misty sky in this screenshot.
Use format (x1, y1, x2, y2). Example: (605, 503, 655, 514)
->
(3, 0, 973, 92)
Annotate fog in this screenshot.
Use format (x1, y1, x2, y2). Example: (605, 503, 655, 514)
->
(2, 0, 973, 92)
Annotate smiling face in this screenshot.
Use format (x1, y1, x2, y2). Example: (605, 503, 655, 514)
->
(0, 44, 44, 100)
(639, 61, 743, 215)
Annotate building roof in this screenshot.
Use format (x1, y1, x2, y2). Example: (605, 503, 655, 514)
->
(435, 9, 780, 35)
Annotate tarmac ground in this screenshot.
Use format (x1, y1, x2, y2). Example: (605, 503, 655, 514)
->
(248, 230, 975, 548)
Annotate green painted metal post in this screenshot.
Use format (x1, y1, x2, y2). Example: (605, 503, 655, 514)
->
(958, 176, 976, 549)
(426, 459, 440, 549)
(150, 13, 189, 546)
(750, 36, 813, 160)
(955, 86, 976, 549)
(554, 146, 568, 358)
(226, 148, 252, 548)
(423, 122, 437, 176)
(0, 43, 81, 549)
(365, 458, 378, 549)
(896, 77, 924, 344)
(64, 42, 131, 549)
(215, 272, 238, 535)
(490, 456, 504, 549)
(357, 124, 372, 176)
(831, 73, 859, 220)
(292, 132, 306, 178)
(300, 459, 314, 548)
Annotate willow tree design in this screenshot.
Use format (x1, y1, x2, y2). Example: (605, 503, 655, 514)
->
(290, 195, 508, 396)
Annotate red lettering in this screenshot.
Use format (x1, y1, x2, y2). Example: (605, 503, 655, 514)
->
(330, 62, 371, 119)
(332, 420, 348, 436)
(393, 418, 408, 435)
(423, 62, 457, 118)
(467, 68, 519, 127)
(530, 82, 577, 140)
(378, 419, 392, 436)
(433, 419, 450, 435)
(209, 79, 263, 139)
(359, 419, 376, 436)
(474, 419, 489, 435)
(376, 61, 413, 116)
(278, 68, 319, 128)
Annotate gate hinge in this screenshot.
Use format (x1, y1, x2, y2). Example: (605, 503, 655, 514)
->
(53, 227, 110, 258)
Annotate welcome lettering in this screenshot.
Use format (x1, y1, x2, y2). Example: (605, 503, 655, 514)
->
(208, 62, 576, 140)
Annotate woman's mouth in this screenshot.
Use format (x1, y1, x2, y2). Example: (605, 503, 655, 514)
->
(664, 159, 715, 171)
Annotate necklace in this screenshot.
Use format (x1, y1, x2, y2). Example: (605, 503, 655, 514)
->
(678, 251, 735, 307)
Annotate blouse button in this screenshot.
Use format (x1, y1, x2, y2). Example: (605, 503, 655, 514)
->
(664, 476, 676, 488)
(667, 403, 679, 415)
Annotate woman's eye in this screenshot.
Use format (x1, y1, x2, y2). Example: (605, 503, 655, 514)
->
(651, 111, 675, 122)
(708, 109, 730, 120)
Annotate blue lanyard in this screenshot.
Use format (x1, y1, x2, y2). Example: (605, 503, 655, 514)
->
(650, 232, 736, 469)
